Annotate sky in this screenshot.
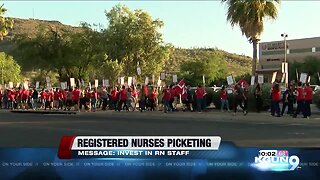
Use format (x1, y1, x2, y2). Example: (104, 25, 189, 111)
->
(2, 1, 320, 57)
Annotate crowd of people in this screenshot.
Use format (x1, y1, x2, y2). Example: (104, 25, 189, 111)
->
(0, 84, 207, 113)
(0, 80, 317, 118)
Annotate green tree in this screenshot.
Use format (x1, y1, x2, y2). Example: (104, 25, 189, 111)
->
(97, 59, 124, 86)
(103, 4, 170, 77)
(0, 52, 21, 84)
(179, 53, 227, 86)
(67, 23, 105, 81)
(222, 0, 280, 75)
(0, 4, 14, 40)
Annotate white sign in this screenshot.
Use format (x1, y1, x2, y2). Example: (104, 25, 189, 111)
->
(128, 77, 133, 86)
(45, 77, 50, 83)
(137, 67, 141, 75)
(95, 79, 99, 88)
(9, 82, 13, 88)
(88, 82, 92, 89)
(281, 73, 286, 83)
(300, 73, 308, 83)
(152, 75, 155, 84)
(258, 74, 264, 84)
(70, 78, 75, 87)
(227, 76, 234, 85)
(120, 77, 125, 85)
(271, 72, 277, 83)
(16, 82, 20, 88)
(36, 81, 40, 89)
(157, 79, 162, 87)
(173, 74, 178, 83)
(23, 81, 29, 90)
(61, 82, 66, 89)
(118, 77, 121, 84)
(132, 77, 136, 85)
(250, 76, 255, 86)
(282, 63, 288, 73)
(46, 82, 51, 90)
(160, 72, 165, 80)
(105, 80, 109, 87)
(145, 77, 149, 85)
(203, 75, 205, 85)
(102, 79, 106, 87)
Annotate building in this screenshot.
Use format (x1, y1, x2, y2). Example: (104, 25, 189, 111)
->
(258, 36, 320, 82)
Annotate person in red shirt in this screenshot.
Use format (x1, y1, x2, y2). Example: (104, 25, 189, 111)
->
(162, 86, 171, 113)
(271, 83, 281, 117)
(149, 87, 158, 111)
(303, 83, 313, 118)
(53, 88, 60, 110)
(195, 85, 206, 112)
(72, 87, 81, 111)
(169, 85, 176, 111)
(293, 82, 304, 118)
(40, 89, 47, 109)
(21, 88, 29, 110)
(118, 86, 128, 111)
(220, 86, 230, 112)
(58, 89, 65, 110)
(45, 89, 54, 110)
(110, 87, 119, 111)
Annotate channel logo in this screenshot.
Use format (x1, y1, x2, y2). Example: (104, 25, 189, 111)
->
(251, 150, 300, 171)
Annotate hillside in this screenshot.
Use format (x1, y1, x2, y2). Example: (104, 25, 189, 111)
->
(0, 17, 82, 54)
(167, 48, 252, 78)
(0, 17, 252, 78)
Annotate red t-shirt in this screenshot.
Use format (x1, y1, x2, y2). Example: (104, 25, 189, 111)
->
(58, 91, 65, 100)
(111, 90, 118, 101)
(91, 92, 97, 99)
(46, 91, 54, 101)
(86, 92, 92, 99)
(219, 90, 228, 100)
(120, 89, 127, 101)
(170, 88, 176, 99)
(304, 87, 313, 101)
(8, 90, 15, 101)
(296, 87, 304, 101)
(40, 91, 47, 99)
(72, 89, 81, 101)
(149, 91, 157, 100)
(54, 91, 60, 101)
(272, 88, 281, 101)
(195, 88, 205, 99)
(163, 89, 171, 101)
(22, 90, 29, 100)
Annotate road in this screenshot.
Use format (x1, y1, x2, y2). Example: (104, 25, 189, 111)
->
(0, 110, 320, 147)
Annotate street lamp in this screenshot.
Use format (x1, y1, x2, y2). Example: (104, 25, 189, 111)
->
(281, 33, 288, 86)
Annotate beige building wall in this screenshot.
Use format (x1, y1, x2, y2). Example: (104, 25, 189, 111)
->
(258, 37, 320, 82)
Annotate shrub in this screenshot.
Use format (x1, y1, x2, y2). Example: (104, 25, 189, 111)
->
(212, 84, 272, 111)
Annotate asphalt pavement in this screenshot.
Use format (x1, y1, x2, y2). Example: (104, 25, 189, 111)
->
(0, 109, 320, 147)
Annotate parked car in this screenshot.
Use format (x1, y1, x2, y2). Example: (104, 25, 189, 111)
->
(310, 85, 319, 94)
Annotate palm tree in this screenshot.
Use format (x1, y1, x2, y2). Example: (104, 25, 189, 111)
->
(0, 4, 14, 40)
(222, 0, 280, 75)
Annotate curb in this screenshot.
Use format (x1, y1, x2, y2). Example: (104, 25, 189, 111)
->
(10, 110, 77, 115)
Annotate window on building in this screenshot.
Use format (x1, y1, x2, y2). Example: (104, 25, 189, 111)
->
(312, 47, 316, 52)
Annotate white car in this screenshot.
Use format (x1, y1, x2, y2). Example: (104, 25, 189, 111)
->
(310, 85, 319, 94)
